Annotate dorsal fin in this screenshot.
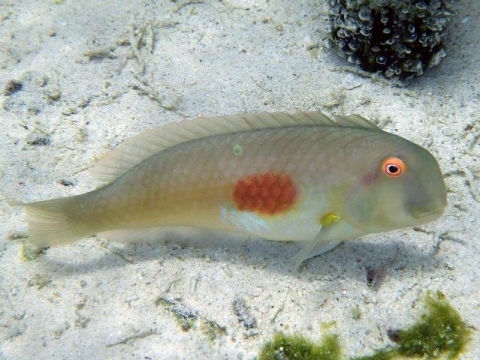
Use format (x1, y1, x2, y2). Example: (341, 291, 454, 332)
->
(90, 111, 379, 182)
(333, 114, 380, 130)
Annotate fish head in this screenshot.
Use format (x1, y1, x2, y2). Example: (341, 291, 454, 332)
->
(340, 134, 447, 233)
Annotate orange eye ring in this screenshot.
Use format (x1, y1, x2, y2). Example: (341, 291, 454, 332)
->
(382, 157, 406, 178)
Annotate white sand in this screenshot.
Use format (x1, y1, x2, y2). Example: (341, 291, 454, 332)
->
(1, 0, 478, 359)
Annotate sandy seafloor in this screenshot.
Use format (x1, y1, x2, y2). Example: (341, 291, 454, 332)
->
(0, 0, 479, 359)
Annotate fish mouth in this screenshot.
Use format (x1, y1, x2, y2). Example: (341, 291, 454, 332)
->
(411, 206, 445, 222)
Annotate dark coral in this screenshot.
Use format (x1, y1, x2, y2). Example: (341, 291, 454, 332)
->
(329, 0, 455, 79)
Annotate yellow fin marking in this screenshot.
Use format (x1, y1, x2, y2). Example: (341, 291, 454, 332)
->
(320, 212, 341, 226)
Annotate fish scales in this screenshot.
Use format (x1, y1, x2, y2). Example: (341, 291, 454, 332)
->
(15, 112, 447, 265)
(74, 128, 344, 229)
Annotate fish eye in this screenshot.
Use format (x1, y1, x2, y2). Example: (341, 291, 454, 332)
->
(382, 157, 406, 178)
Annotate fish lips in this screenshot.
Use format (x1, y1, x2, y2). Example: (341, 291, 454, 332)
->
(409, 197, 447, 223)
(412, 206, 445, 222)
(405, 173, 447, 225)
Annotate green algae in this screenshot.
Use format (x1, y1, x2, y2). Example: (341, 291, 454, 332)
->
(156, 297, 198, 331)
(200, 319, 227, 341)
(259, 292, 471, 360)
(19, 238, 46, 261)
(403, 292, 471, 358)
(156, 297, 227, 341)
(352, 304, 362, 321)
(258, 333, 341, 360)
(355, 292, 471, 360)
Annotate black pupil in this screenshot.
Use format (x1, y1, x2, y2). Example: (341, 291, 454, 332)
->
(388, 165, 399, 174)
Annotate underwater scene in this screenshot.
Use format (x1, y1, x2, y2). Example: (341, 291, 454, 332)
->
(0, 1, 478, 359)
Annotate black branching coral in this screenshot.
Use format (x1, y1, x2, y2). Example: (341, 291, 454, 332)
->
(329, 0, 456, 79)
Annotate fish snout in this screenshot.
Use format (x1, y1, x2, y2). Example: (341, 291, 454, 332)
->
(407, 170, 447, 224)
(410, 197, 447, 223)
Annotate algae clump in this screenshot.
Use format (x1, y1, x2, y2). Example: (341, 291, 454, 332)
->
(259, 292, 471, 359)
(354, 292, 471, 360)
(258, 333, 341, 360)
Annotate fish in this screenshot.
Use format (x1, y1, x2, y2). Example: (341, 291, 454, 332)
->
(16, 111, 447, 266)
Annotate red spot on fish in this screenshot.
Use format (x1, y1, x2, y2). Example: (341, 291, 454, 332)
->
(233, 172, 297, 215)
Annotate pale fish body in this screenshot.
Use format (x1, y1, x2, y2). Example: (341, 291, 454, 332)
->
(19, 112, 447, 265)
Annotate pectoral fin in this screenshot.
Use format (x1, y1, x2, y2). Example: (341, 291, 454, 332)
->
(290, 213, 344, 269)
(290, 227, 342, 270)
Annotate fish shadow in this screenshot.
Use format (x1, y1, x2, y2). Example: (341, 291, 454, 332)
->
(37, 233, 445, 286)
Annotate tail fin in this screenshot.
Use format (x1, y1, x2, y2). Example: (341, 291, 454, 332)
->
(12, 197, 92, 247)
